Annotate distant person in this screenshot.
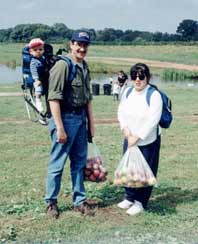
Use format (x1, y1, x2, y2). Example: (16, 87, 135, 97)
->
(118, 70, 128, 88)
(117, 63, 162, 216)
(29, 38, 46, 114)
(109, 76, 114, 84)
(112, 80, 120, 101)
(117, 70, 129, 100)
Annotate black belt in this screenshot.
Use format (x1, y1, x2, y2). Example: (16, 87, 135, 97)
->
(63, 106, 85, 114)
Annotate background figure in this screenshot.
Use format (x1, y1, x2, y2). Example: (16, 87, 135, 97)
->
(117, 70, 128, 100)
(117, 63, 162, 216)
(118, 70, 128, 87)
(112, 80, 120, 101)
(109, 76, 114, 84)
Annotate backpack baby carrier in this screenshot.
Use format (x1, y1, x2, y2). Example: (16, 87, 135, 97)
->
(21, 44, 77, 124)
(126, 84, 173, 129)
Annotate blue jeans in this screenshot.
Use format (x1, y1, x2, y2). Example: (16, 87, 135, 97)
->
(45, 110, 87, 206)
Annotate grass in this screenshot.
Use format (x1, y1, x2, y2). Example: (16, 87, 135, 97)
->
(1, 42, 198, 66)
(1, 43, 198, 78)
(0, 83, 198, 243)
(163, 69, 198, 81)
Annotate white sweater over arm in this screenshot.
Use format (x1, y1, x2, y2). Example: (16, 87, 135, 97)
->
(118, 85, 162, 146)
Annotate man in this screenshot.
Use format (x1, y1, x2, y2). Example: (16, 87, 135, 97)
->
(45, 30, 94, 218)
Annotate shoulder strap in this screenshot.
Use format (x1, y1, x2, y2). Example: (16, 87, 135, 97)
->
(58, 55, 77, 82)
(126, 84, 158, 106)
(146, 84, 160, 106)
(126, 87, 133, 98)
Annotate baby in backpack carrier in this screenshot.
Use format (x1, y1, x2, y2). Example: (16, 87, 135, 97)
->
(29, 38, 46, 113)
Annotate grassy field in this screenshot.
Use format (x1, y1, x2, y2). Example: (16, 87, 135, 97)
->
(1, 43, 198, 68)
(0, 83, 198, 243)
(1, 43, 198, 77)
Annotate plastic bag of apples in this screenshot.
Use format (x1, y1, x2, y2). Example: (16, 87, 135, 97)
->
(84, 142, 108, 182)
(114, 146, 157, 188)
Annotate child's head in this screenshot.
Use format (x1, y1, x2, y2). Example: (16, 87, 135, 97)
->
(29, 38, 44, 58)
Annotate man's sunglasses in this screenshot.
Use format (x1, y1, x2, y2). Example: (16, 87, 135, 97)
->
(131, 73, 146, 81)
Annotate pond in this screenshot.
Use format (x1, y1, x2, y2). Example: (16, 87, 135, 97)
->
(0, 64, 198, 89)
(0, 65, 22, 84)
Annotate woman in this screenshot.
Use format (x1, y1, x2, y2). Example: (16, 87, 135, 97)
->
(117, 63, 162, 216)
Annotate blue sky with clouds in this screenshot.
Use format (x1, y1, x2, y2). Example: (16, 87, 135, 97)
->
(1, 0, 198, 33)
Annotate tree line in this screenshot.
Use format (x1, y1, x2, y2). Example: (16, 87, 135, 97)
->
(0, 19, 197, 44)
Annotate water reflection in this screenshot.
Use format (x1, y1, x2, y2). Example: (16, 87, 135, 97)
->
(5, 60, 17, 69)
(0, 65, 21, 83)
(0, 65, 198, 88)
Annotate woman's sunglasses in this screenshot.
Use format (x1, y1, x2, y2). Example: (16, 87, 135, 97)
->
(131, 73, 146, 81)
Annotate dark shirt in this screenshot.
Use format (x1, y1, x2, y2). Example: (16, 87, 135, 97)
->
(118, 74, 128, 87)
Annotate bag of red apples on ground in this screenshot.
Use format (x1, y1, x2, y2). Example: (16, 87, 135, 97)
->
(84, 142, 108, 182)
(114, 145, 157, 188)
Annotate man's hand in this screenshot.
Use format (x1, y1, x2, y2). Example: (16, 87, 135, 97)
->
(87, 121, 94, 143)
(128, 135, 139, 148)
(56, 128, 67, 144)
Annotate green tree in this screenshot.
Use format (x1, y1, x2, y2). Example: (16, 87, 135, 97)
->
(176, 19, 198, 41)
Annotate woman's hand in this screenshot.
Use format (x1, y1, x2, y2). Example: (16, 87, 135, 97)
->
(128, 135, 139, 147)
(122, 127, 131, 139)
(56, 127, 67, 144)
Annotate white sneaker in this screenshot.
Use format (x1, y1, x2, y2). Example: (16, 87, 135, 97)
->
(126, 200, 144, 216)
(35, 98, 44, 112)
(117, 199, 134, 209)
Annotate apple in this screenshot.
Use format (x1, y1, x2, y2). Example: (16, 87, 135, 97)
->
(99, 165, 107, 173)
(93, 163, 99, 170)
(98, 172, 105, 180)
(95, 157, 102, 164)
(84, 168, 92, 176)
(93, 169, 100, 178)
(114, 178, 122, 185)
(121, 176, 128, 184)
(86, 162, 93, 169)
(89, 174, 96, 182)
(147, 177, 157, 186)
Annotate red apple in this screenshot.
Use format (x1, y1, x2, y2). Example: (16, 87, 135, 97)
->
(93, 169, 100, 178)
(89, 174, 96, 182)
(84, 168, 92, 176)
(98, 172, 105, 180)
(93, 163, 99, 170)
(86, 162, 92, 169)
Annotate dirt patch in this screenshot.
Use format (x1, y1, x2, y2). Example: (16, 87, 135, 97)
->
(182, 114, 198, 124)
(95, 118, 118, 124)
(0, 118, 119, 125)
(1, 115, 198, 125)
(0, 92, 22, 97)
(89, 57, 198, 71)
(0, 118, 29, 125)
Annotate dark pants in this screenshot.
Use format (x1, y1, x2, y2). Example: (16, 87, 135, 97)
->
(123, 136, 161, 208)
(113, 94, 119, 101)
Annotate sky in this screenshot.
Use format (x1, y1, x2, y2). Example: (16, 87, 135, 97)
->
(1, 0, 198, 33)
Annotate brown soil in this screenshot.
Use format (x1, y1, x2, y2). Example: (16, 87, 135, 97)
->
(0, 115, 197, 125)
(90, 57, 198, 71)
(0, 92, 22, 96)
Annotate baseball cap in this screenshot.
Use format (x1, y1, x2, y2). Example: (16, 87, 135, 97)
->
(29, 38, 44, 49)
(71, 31, 91, 44)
